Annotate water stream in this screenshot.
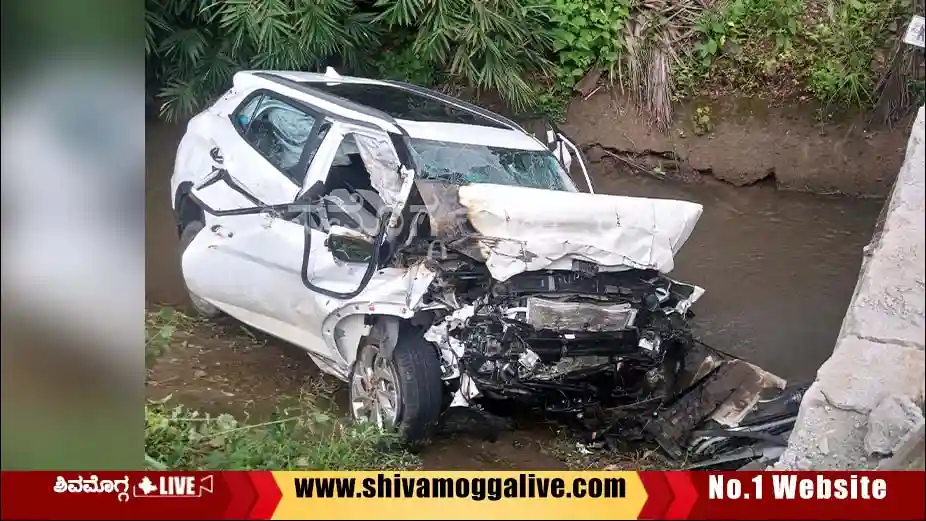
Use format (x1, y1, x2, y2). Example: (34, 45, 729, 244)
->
(591, 165, 882, 381)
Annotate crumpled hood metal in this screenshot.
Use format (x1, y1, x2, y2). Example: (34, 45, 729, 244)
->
(415, 180, 704, 281)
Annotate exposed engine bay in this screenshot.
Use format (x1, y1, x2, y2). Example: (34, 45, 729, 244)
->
(419, 262, 701, 412)
(387, 180, 808, 469)
(394, 244, 806, 469)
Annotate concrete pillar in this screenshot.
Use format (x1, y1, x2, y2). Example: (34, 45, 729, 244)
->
(776, 107, 925, 470)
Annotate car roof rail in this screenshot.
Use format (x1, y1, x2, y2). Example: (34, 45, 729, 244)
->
(380, 79, 527, 134)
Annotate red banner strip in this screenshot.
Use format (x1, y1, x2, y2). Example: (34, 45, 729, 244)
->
(640, 470, 925, 520)
(0, 471, 281, 520)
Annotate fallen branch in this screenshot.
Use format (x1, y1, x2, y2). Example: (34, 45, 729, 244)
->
(599, 148, 667, 180)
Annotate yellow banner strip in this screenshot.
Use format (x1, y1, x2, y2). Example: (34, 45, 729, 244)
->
(270, 471, 645, 520)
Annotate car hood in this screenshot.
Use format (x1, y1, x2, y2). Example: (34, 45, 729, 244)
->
(415, 180, 704, 282)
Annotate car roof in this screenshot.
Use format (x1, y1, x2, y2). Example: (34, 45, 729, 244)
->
(239, 70, 546, 151)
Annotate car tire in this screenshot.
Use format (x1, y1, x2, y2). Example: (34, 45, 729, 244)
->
(349, 323, 443, 444)
(178, 220, 222, 318)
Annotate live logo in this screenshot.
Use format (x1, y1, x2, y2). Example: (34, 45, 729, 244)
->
(160, 476, 196, 496)
(136, 474, 212, 497)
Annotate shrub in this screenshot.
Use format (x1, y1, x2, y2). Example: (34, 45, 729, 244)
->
(546, 0, 632, 91)
(804, 0, 908, 107)
(146, 0, 557, 121)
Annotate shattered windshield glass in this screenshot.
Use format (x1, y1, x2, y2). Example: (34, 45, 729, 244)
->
(409, 138, 571, 191)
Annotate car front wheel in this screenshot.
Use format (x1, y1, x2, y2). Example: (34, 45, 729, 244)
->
(349, 325, 443, 444)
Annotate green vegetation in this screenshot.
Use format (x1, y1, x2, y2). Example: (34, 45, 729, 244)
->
(547, 0, 632, 91)
(146, 0, 554, 121)
(145, 307, 418, 471)
(677, 0, 917, 111)
(692, 105, 714, 136)
(803, 0, 906, 107)
(145, 399, 418, 470)
(145, 305, 194, 366)
(146, 0, 920, 127)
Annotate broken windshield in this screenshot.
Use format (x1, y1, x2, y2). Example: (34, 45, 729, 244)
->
(409, 138, 572, 191)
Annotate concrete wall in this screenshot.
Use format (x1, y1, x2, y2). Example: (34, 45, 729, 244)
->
(776, 107, 926, 470)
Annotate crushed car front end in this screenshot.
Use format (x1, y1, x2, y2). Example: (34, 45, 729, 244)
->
(421, 264, 704, 416)
(390, 178, 703, 413)
(382, 178, 805, 469)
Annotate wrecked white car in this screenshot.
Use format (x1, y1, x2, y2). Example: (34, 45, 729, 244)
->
(172, 69, 804, 467)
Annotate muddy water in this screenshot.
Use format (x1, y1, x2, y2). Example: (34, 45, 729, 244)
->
(145, 121, 882, 467)
(589, 166, 881, 380)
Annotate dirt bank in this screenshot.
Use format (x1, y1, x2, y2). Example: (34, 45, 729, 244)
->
(562, 92, 915, 197)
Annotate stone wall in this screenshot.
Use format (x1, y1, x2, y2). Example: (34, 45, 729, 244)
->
(775, 106, 925, 470)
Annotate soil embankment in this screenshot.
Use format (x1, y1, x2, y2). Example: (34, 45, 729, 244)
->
(563, 93, 916, 197)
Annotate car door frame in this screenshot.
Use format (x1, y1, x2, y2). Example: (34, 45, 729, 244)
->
(189, 88, 330, 211)
(294, 120, 437, 372)
(542, 119, 595, 194)
(181, 82, 427, 374)
(181, 88, 335, 328)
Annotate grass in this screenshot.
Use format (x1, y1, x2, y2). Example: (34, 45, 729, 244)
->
(145, 306, 192, 366)
(531, 0, 919, 128)
(674, 0, 919, 112)
(144, 398, 419, 470)
(144, 306, 420, 471)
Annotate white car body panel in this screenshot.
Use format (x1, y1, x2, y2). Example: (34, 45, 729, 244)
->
(171, 69, 702, 383)
(453, 182, 704, 281)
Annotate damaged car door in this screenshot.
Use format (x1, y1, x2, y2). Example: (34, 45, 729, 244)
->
(178, 90, 337, 354)
(297, 122, 411, 296)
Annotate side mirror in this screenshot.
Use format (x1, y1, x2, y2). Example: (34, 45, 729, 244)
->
(542, 119, 594, 194)
(325, 225, 375, 263)
(541, 119, 574, 172)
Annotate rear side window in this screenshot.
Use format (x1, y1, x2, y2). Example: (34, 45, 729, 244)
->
(233, 93, 318, 184)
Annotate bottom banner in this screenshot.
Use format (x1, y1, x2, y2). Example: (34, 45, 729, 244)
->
(1, 470, 923, 520)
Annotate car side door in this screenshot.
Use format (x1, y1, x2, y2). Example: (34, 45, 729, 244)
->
(181, 89, 330, 344)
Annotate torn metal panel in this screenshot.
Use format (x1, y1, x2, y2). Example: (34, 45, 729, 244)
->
(423, 305, 474, 381)
(414, 179, 484, 259)
(331, 123, 407, 208)
(644, 360, 757, 460)
(686, 382, 808, 469)
(622, 351, 806, 468)
(353, 132, 404, 205)
(709, 362, 787, 428)
(414, 179, 704, 281)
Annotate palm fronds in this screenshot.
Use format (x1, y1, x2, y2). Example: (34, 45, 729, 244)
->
(146, 0, 556, 122)
(619, 0, 719, 130)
